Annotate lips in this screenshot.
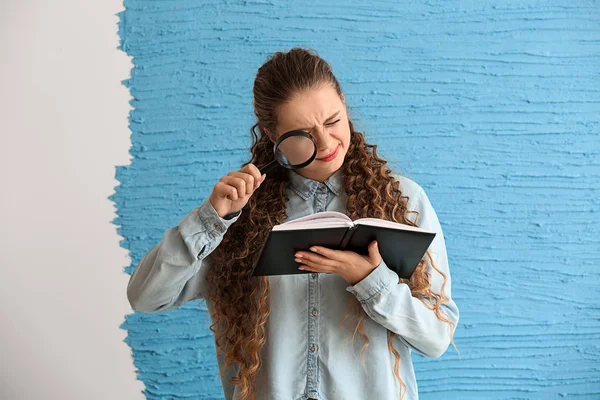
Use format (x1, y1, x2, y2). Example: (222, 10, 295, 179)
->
(317, 145, 340, 160)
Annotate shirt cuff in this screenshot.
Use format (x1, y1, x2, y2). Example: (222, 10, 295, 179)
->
(178, 198, 242, 255)
(223, 210, 242, 220)
(345, 259, 398, 303)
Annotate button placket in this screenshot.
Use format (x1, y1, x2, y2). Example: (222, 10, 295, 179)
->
(305, 181, 327, 395)
(306, 259, 319, 393)
(314, 184, 327, 213)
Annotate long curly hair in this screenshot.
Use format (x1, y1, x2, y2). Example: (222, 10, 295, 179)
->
(205, 47, 458, 400)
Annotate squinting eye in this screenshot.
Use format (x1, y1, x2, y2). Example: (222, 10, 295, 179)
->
(327, 119, 341, 126)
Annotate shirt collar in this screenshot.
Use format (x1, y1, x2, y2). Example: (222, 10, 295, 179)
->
(288, 167, 344, 200)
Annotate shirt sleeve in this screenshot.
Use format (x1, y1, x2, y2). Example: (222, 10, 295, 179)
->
(126, 198, 242, 313)
(345, 188, 459, 358)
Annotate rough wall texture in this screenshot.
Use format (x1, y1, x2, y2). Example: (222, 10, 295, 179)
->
(114, 1, 600, 398)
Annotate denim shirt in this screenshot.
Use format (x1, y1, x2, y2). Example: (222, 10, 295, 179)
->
(127, 167, 459, 400)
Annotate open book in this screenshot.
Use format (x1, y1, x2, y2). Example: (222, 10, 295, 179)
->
(252, 211, 436, 279)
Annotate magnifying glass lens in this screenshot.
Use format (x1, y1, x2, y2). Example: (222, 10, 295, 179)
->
(275, 134, 315, 168)
(258, 130, 318, 175)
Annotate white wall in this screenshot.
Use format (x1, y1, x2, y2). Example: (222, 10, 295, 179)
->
(0, 1, 142, 399)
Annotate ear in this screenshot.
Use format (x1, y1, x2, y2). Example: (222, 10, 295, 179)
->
(264, 128, 276, 143)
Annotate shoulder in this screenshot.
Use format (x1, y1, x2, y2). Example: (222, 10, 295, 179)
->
(389, 172, 425, 205)
(389, 172, 438, 227)
(390, 174, 452, 297)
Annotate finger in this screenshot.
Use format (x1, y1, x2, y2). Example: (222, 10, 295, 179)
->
(244, 163, 264, 187)
(228, 171, 254, 195)
(368, 240, 383, 265)
(298, 265, 333, 275)
(309, 246, 346, 262)
(298, 259, 334, 273)
(221, 175, 247, 198)
(215, 181, 239, 201)
(296, 254, 340, 272)
(296, 251, 339, 268)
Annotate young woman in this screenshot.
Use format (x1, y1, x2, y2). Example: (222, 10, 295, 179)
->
(127, 47, 459, 400)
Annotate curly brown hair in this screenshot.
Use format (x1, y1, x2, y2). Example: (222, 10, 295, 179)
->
(205, 47, 458, 400)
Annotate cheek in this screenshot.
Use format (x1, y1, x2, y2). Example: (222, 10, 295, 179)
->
(339, 127, 351, 151)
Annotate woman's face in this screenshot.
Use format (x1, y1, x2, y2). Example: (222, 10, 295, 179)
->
(268, 84, 351, 183)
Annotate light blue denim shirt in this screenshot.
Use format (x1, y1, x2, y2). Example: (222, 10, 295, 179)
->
(127, 167, 459, 400)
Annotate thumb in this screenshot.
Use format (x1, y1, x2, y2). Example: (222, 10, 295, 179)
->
(368, 240, 382, 265)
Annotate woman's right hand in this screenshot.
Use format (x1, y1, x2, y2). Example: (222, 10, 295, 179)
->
(208, 163, 266, 218)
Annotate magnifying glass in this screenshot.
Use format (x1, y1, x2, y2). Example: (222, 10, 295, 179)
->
(259, 130, 318, 175)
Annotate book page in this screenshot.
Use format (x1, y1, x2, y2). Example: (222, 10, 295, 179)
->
(354, 218, 435, 234)
(272, 220, 353, 231)
(279, 211, 351, 225)
(273, 211, 352, 231)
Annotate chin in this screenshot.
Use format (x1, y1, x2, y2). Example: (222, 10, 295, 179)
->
(316, 155, 343, 169)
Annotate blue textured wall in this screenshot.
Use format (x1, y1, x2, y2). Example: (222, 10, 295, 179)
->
(114, 1, 600, 398)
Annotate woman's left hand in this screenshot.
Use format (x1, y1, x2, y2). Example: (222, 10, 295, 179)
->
(294, 240, 383, 285)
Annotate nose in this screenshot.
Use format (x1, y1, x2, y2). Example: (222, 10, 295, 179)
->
(311, 127, 335, 152)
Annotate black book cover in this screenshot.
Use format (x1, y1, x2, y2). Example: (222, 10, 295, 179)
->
(251, 222, 436, 279)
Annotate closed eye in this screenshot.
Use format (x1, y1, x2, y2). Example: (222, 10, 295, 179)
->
(327, 119, 341, 126)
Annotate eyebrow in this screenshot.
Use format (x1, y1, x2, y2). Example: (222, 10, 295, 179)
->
(295, 110, 340, 132)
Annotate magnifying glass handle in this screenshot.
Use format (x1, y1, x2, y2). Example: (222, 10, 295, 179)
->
(259, 159, 278, 175)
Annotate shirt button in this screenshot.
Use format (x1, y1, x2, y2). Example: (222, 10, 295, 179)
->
(311, 273, 317, 279)
(312, 309, 318, 316)
(310, 344, 317, 352)
(214, 224, 222, 232)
